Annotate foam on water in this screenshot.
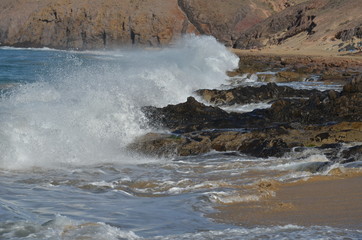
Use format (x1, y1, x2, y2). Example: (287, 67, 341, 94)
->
(0, 215, 140, 240)
(0, 35, 239, 169)
(220, 102, 272, 113)
(3, 215, 361, 240)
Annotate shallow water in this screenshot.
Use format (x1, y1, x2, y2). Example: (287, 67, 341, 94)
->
(0, 36, 361, 239)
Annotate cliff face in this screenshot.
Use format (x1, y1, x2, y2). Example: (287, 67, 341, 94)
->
(234, 0, 362, 51)
(177, 0, 289, 46)
(1, 0, 358, 51)
(0, 0, 196, 49)
(0, 0, 288, 49)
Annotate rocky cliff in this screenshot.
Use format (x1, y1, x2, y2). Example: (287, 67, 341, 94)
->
(0, 0, 360, 50)
(234, 0, 362, 52)
(0, 0, 290, 49)
(0, 0, 194, 49)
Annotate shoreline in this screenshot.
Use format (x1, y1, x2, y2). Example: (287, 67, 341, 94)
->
(230, 47, 362, 64)
(209, 49, 362, 229)
(211, 171, 362, 230)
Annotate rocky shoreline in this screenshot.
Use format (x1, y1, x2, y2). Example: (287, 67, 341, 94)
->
(129, 55, 362, 170)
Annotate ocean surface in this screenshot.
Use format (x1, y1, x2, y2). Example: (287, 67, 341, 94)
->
(0, 35, 361, 239)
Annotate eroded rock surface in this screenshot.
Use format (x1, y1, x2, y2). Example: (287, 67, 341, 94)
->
(132, 75, 362, 159)
(233, 0, 362, 51)
(196, 83, 319, 106)
(0, 0, 361, 51)
(0, 0, 287, 49)
(266, 75, 362, 124)
(0, 0, 196, 49)
(142, 96, 260, 132)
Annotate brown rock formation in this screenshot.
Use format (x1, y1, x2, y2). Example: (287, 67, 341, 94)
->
(0, 0, 294, 49)
(177, 0, 290, 46)
(1, 0, 360, 50)
(234, 0, 362, 51)
(0, 0, 197, 49)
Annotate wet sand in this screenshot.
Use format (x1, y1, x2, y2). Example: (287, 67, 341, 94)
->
(211, 173, 362, 230)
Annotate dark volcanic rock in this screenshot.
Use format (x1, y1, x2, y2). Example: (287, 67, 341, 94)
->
(343, 74, 362, 93)
(266, 75, 362, 124)
(235, 54, 362, 82)
(196, 82, 320, 106)
(237, 138, 289, 158)
(340, 145, 362, 163)
(128, 132, 212, 157)
(134, 74, 362, 159)
(142, 96, 268, 132)
(294, 161, 332, 173)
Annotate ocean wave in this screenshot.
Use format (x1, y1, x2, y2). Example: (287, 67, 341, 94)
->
(0, 35, 238, 170)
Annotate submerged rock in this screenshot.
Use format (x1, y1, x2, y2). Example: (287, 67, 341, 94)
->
(128, 132, 213, 157)
(128, 133, 187, 157)
(340, 145, 362, 163)
(295, 161, 332, 173)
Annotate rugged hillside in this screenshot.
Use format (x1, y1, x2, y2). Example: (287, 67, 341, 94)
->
(0, 0, 295, 49)
(0, 0, 192, 49)
(177, 0, 290, 46)
(234, 0, 362, 52)
(1, 0, 359, 51)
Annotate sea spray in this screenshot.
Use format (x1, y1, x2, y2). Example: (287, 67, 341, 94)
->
(0, 35, 239, 169)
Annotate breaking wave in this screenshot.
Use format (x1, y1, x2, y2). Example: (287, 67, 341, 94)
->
(0, 35, 239, 169)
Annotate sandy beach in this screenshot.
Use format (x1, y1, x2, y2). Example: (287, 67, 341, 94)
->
(212, 170, 362, 229)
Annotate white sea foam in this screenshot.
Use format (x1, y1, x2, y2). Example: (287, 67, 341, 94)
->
(0, 215, 141, 240)
(207, 191, 261, 204)
(3, 214, 361, 240)
(220, 102, 272, 113)
(152, 225, 362, 240)
(0, 35, 238, 169)
(0, 46, 61, 51)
